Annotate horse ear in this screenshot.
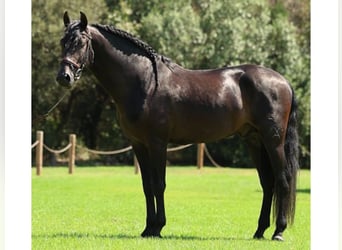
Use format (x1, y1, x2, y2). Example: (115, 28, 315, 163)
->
(80, 12, 88, 31)
(63, 11, 70, 27)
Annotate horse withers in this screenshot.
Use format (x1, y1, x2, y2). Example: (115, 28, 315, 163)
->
(56, 12, 299, 241)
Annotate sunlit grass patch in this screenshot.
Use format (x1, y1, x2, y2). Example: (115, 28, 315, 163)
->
(32, 166, 310, 249)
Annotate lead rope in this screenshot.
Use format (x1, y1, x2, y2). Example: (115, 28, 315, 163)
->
(33, 90, 70, 124)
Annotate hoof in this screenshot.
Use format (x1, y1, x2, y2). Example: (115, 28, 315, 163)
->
(141, 234, 163, 239)
(272, 234, 284, 241)
(253, 234, 265, 240)
(253, 230, 265, 240)
(141, 233, 162, 238)
(141, 228, 162, 238)
(254, 236, 265, 240)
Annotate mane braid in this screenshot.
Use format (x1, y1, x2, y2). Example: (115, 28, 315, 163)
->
(92, 24, 159, 88)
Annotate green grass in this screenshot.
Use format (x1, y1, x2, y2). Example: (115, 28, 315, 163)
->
(32, 167, 310, 250)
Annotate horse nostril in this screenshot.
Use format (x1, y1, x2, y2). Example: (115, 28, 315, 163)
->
(64, 73, 71, 82)
(56, 72, 72, 88)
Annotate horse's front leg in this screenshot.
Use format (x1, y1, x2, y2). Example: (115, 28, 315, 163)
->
(148, 140, 167, 237)
(133, 141, 167, 238)
(132, 144, 156, 237)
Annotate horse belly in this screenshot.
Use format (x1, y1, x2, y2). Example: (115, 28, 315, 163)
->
(169, 106, 242, 144)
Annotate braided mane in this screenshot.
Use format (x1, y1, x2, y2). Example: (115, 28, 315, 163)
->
(92, 24, 159, 87)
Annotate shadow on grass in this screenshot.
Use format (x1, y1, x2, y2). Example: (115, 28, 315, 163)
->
(32, 232, 268, 242)
(163, 234, 260, 242)
(32, 232, 138, 240)
(255, 188, 311, 194)
(296, 188, 310, 194)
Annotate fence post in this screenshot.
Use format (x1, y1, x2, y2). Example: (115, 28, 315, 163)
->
(134, 154, 140, 174)
(36, 130, 44, 176)
(68, 134, 76, 174)
(197, 143, 204, 169)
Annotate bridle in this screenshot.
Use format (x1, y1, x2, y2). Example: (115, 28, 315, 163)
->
(60, 31, 93, 81)
(61, 57, 85, 80)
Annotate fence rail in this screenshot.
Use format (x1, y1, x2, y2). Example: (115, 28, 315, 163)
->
(31, 130, 221, 176)
(81, 145, 133, 155)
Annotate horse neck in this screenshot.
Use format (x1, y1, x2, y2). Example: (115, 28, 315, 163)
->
(88, 27, 154, 105)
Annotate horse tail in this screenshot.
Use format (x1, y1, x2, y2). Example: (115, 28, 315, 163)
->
(279, 86, 299, 225)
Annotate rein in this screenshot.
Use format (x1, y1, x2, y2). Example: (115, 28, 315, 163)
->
(33, 90, 70, 124)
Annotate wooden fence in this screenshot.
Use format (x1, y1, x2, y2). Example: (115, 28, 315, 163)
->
(31, 130, 221, 176)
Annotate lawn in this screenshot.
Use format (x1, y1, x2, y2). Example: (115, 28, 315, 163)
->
(32, 167, 310, 249)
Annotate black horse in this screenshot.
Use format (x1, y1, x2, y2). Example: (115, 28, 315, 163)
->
(56, 12, 299, 241)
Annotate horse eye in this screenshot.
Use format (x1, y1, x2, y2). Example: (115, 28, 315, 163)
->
(60, 39, 67, 49)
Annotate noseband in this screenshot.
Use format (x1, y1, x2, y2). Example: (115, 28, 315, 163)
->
(62, 57, 85, 80)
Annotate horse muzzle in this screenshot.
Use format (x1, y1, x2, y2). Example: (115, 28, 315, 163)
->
(56, 58, 85, 88)
(56, 71, 74, 88)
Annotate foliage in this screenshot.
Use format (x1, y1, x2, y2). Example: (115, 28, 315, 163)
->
(32, 0, 310, 168)
(139, 1, 205, 69)
(32, 167, 310, 249)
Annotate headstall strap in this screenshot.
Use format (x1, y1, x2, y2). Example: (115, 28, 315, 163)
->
(82, 31, 92, 40)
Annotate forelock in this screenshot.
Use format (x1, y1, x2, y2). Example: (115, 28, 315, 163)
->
(62, 22, 84, 52)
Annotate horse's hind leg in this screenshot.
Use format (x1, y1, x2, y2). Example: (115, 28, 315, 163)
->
(265, 144, 290, 241)
(260, 127, 293, 241)
(245, 133, 274, 239)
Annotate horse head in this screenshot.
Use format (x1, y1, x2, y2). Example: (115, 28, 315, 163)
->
(56, 11, 94, 88)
